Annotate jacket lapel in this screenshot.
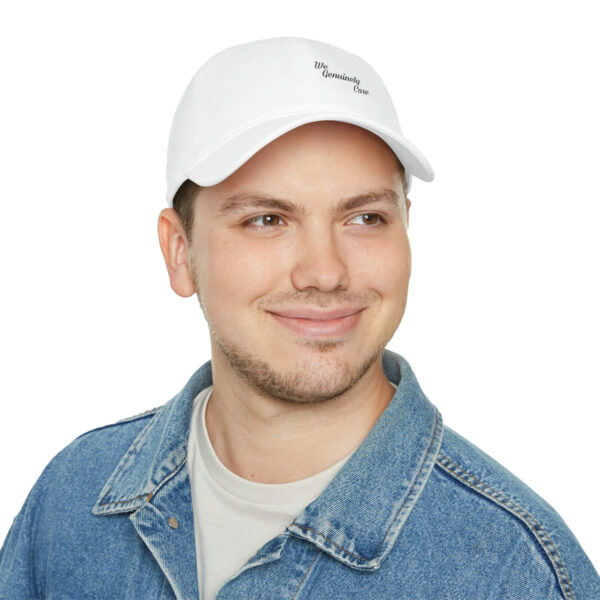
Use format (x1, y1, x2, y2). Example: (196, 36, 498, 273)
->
(287, 351, 443, 570)
(92, 361, 214, 598)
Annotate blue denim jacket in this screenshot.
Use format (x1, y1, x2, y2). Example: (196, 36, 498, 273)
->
(1, 350, 598, 599)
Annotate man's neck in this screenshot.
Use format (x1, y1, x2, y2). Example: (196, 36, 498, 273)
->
(204, 354, 395, 484)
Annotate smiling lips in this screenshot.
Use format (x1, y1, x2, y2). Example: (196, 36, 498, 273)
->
(267, 307, 365, 338)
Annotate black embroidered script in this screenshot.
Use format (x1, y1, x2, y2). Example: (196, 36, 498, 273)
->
(314, 61, 369, 95)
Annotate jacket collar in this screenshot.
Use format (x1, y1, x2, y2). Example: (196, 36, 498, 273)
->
(288, 351, 443, 570)
(92, 350, 443, 573)
(92, 364, 212, 516)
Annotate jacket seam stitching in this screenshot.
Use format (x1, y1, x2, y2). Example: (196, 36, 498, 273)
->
(75, 410, 159, 441)
(96, 409, 166, 508)
(98, 492, 153, 508)
(435, 453, 574, 600)
(292, 409, 442, 563)
(98, 451, 185, 508)
(292, 524, 366, 561)
(291, 550, 320, 600)
(116, 407, 161, 424)
(98, 456, 185, 508)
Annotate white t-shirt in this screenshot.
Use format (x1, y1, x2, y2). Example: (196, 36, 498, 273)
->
(187, 386, 354, 600)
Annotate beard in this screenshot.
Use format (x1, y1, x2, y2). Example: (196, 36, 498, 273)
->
(189, 252, 393, 404)
(210, 324, 387, 404)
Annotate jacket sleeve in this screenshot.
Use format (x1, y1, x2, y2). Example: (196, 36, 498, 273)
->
(0, 458, 56, 599)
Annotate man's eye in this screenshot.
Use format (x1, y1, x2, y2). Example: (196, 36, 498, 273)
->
(347, 213, 383, 226)
(245, 214, 284, 228)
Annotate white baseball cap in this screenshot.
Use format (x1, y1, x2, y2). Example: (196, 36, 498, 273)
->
(166, 36, 434, 207)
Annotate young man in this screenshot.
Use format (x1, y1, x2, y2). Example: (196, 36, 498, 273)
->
(1, 36, 598, 599)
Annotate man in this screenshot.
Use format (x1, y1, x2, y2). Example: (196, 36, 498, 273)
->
(0, 36, 598, 600)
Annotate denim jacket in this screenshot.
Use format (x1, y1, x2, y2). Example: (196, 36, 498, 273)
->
(1, 350, 598, 599)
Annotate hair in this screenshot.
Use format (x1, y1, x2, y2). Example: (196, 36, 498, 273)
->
(172, 178, 200, 243)
(172, 158, 407, 242)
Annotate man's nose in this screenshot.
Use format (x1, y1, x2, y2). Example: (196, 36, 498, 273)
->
(289, 227, 350, 292)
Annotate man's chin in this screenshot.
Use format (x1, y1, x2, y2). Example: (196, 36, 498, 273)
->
(216, 336, 384, 405)
(253, 373, 359, 404)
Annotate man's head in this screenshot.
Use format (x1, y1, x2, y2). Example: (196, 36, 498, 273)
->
(158, 120, 412, 403)
(159, 36, 433, 404)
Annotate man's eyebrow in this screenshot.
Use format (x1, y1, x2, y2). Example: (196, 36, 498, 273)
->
(331, 188, 402, 214)
(216, 188, 402, 217)
(216, 193, 303, 217)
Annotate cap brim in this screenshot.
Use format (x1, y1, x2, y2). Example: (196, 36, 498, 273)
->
(170, 112, 434, 204)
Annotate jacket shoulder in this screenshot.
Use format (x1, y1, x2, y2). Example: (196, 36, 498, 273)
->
(0, 406, 164, 597)
(78, 405, 162, 435)
(436, 426, 599, 600)
(8, 404, 163, 514)
(46, 406, 163, 475)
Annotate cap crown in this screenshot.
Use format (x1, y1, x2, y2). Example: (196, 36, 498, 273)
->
(166, 37, 432, 205)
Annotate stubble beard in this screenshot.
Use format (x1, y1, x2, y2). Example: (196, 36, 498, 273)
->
(189, 250, 392, 404)
(212, 327, 387, 404)
(195, 297, 387, 405)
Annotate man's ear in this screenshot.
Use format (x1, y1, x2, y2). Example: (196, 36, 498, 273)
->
(157, 208, 196, 297)
(405, 197, 411, 228)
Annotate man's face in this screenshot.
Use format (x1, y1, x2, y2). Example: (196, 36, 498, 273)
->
(187, 121, 411, 403)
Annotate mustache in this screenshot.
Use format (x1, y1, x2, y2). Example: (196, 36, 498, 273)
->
(257, 289, 378, 309)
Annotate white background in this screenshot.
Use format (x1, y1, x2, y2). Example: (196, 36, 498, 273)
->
(1, 0, 598, 575)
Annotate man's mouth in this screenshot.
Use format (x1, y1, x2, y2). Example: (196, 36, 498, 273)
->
(266, 307, 365, 338)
